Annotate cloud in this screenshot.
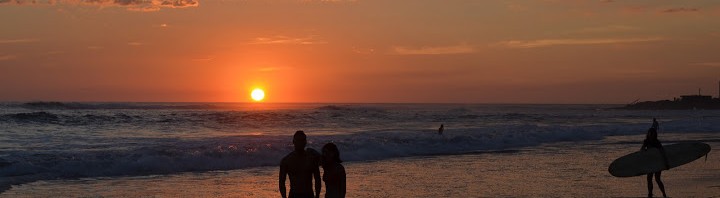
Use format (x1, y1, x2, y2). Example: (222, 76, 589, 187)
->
(249, 36, 327, 45)
(620, 6, 650, 14)
(87, 46, 103, 50)
(691, 62, 720, 67)
(258, 67, 292, 72)
(352, 47, 376, 54)
(45, 51, 65, 55)
(613, 69, 658, 76)
(572, 25, 640, 34)
(391, 44, 475, 55)
(191, 56, 214, 61)
(619, 6, 705, 15)
(0, 0, 199, 12)
(505, 2, 529, 12)
(0, 38, 39, 44)
(127, 6, 161, 12)
(0, 54, 18, 61)
(301, 0, 357, 2)
(498, 37, 666, 48)
(127, 42, 144, 46)
(662, 8, 699, 13)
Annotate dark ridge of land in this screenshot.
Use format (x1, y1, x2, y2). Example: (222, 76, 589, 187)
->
(617, 99, 720, 110)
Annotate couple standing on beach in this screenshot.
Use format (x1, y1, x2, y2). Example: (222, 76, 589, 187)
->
(279, 131, 346, 198)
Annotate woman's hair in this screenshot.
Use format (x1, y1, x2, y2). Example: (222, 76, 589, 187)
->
(322, 143, 342, 163)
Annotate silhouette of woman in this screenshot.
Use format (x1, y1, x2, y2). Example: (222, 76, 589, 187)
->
(321, 143, 346, 198)
(641, 126, 669, 198)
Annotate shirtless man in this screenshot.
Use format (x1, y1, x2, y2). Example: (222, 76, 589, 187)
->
(279, 131, 321, 198)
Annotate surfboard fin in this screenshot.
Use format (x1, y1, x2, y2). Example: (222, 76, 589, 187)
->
(706, 153, 709, 162)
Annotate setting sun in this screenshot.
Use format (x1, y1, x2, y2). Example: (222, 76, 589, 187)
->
(251, 88, 265, 102)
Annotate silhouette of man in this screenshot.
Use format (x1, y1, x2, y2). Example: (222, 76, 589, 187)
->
(280, 131, 321, 198)
(438, 124, 444, 135)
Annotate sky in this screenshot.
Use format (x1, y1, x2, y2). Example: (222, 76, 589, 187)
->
(1, 0, 719, 103)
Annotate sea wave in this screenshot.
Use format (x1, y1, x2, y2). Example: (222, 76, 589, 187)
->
(2, 103, 720, 192)
(0, 111, 141, 125)
(2, 122, 719, 190)
(20, 102, 221, 110)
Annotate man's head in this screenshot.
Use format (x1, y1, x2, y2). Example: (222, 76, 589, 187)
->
(293, 130, 307, 151)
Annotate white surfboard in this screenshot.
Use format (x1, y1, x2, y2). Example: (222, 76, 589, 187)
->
(608, 142, 711, 177)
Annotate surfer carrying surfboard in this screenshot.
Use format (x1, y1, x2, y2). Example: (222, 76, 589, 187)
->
(609, 119, 711, 196)
(641, 126, 669, 198)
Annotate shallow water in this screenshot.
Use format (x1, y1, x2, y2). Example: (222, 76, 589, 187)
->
(4, 133, 718, 197)
(4, 102, 720, 190)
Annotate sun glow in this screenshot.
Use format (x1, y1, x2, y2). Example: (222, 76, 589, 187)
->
(251, 88, 265, 102)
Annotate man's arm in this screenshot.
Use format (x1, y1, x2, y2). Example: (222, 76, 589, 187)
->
(640, 140, 648, 151)
(279, 160, 287, 198)
(313, 164, 321, 198)
(658, 144, 670, 169)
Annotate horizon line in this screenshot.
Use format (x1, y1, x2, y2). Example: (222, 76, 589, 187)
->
(1, 100, 626, 105)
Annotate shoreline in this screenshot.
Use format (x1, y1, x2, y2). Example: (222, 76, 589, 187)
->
(2, 132, 717, 197)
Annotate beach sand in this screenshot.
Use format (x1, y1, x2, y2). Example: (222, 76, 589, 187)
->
(2, 133, 718, 197)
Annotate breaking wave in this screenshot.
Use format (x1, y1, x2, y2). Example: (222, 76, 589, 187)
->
(2, 103, 720, 191)
(20, 102, 221, 110)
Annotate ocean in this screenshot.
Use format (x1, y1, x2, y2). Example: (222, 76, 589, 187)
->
(1, 102, 719, 197)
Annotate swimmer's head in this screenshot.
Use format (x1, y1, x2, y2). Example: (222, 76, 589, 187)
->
(293, 130, 307, 151)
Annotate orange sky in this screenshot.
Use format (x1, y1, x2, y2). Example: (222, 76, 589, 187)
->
(1, 0, 719, 103)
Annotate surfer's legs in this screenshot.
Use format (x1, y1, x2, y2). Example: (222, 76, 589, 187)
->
(646, 173, 653, 197)
(655, 172, 667, 197)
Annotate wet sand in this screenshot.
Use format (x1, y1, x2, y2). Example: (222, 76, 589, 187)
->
(2, 133, 718, 197)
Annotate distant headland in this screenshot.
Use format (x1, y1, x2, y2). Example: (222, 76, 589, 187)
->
(619, 82, 720, 110)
